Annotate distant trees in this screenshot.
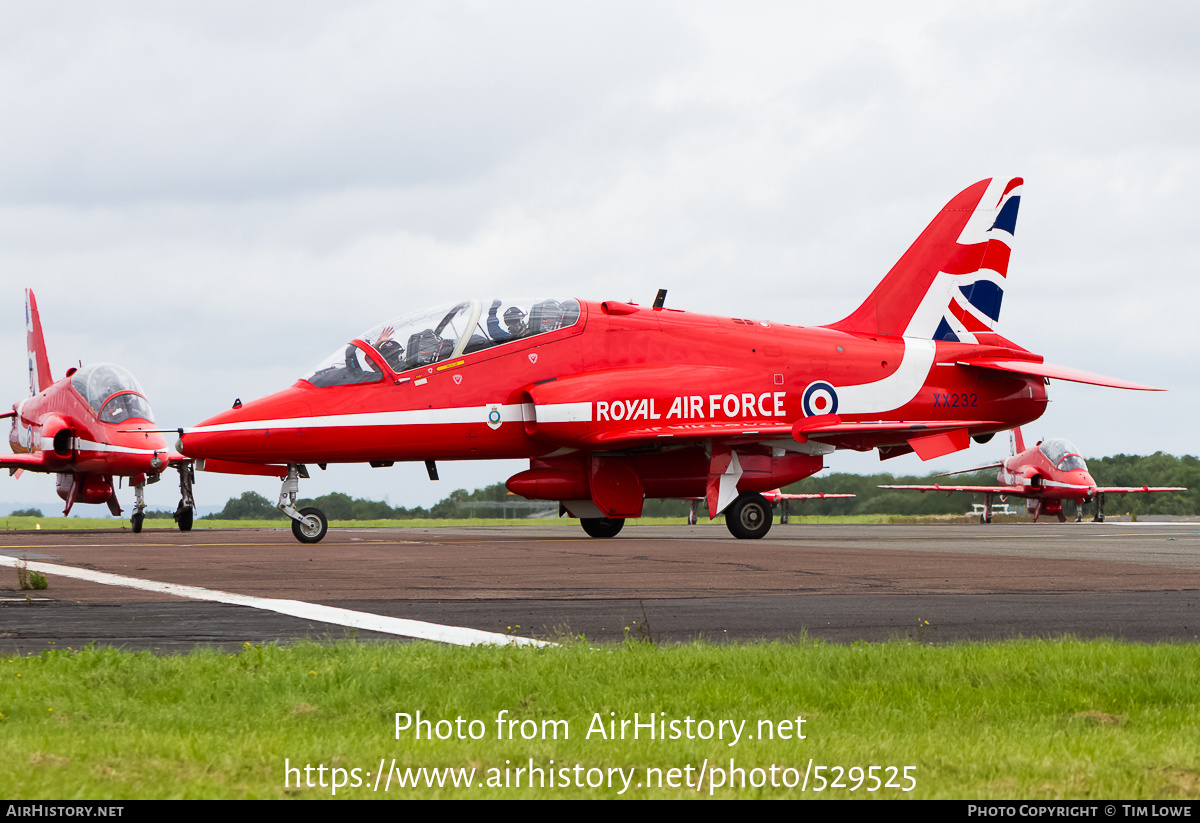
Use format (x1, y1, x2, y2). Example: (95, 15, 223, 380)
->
(10, 508, 43, 517)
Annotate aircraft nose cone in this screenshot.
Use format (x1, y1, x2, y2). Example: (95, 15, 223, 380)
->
(180, 387, 313, 462)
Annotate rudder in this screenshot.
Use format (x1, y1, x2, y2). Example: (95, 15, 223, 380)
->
(825, 177, 1023, 343)
(26, 289, 53, 395)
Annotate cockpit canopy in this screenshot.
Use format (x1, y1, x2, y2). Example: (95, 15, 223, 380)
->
(303, 297, 581, 388)
(70, 363, 155, 423)
(1039, 438, 1087, 472)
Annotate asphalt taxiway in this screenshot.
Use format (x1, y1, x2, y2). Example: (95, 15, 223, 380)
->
(2, 522, 1198, 652)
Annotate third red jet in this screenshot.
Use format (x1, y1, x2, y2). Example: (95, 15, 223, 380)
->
(178, 177, 1163, 543)
(880, 427, 1186, 522)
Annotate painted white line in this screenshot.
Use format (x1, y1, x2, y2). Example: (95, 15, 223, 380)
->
(0, 555, 552, 648)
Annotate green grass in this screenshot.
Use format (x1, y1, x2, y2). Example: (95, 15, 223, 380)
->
(2, 639, 1197, 799)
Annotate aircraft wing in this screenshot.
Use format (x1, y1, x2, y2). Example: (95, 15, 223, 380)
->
(879, 483, 1033, 497)
(777, 493, 856, 500)
(194, 458, 289, 479)
(956, 358, 1163, 391)
(582, 416, 1006, 462)
(0, 452, 57, 473)
(793, 415, 1007, 460)
(1096, 486, 1187, 496)
(581, 421, 794, 448)
(148, 447, 289, 479)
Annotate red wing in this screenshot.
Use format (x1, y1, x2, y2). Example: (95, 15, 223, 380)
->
(582, 421, 794, 447)
(194, 458, 289, 479)
(0, 453, 56, 472)
(879, 484, 1032, 496)
(794, 417, 1005, 438)
(1096, 486, 1187, 495)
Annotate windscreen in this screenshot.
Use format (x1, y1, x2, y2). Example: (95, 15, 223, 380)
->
(300, 298, 581, 386)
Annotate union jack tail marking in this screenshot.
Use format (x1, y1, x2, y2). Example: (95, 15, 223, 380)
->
(825, 177, 1022, 344)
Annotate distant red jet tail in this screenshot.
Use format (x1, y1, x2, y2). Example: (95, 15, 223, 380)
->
(1012, 426, 1026, 455)
(825, 177, 1022, 343)
(26, 289, 53, 395)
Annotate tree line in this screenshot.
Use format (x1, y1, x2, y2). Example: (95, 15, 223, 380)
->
(203, 452, 1200, 520)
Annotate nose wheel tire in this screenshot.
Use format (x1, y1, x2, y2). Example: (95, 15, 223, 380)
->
(175, 507, 193, 532)
(726, 493, 772, 540)
(580, 517, 624, 538)
(131, 512, 144, 533)
(292, 507, 328, 543)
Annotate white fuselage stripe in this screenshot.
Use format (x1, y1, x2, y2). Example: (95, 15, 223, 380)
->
(0, 554, 551, 648)
(187, 402, 593, 434)
(833, 337, 936, 415)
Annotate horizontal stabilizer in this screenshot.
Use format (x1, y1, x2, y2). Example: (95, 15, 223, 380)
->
(957, 358, 1163, 391)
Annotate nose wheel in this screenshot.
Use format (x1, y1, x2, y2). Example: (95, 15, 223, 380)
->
(131, 478, 147, 533)
(291, 507, 328, 543)
(174, 462, 195, 532)
(277, 465, 327, 543)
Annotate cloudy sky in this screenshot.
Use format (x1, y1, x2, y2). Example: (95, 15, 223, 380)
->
(1, 1, 1197, 513)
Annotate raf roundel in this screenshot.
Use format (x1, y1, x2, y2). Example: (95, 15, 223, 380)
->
(802, 381, 839, 417)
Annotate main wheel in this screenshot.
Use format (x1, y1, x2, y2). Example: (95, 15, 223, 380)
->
(291, 507, 328, 543)
(726, 493, 772, 539)
(131, 512, 144, 533)
(176, 506, 193, 532)
(580, 517, 624, 538)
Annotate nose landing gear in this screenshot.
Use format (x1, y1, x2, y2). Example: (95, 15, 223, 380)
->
(174, 462, 195, 532)
(278, 465, 328, 543)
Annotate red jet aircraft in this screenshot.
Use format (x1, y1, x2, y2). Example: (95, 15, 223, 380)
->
(879, 427, 1186, 523)
(179, 177, 1162, 543)
(4, 290, 283, 532)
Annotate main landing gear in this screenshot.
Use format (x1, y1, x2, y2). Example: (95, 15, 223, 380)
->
(580, 517, 624, 538)
(278, 465, 328, 544)
(725, 492, 772, 540)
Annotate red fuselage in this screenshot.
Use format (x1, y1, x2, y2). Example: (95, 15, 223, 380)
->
(181, 300, 1048, 504)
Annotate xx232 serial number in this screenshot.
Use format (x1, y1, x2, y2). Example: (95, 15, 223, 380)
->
(932, 392, 978, 408)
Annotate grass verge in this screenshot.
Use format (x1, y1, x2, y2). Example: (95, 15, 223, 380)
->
(2, 638, 1197, 799)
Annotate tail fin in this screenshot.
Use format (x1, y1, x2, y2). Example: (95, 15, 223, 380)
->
(825, 177, 1023, 342)
(26, 289, 53, 395)
(1012, 426, 1026, 455)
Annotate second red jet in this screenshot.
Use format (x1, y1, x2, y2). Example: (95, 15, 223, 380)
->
(879, 427, 1186, 522)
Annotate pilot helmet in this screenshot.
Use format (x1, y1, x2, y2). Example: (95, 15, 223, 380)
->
(504, 307, 526, 328)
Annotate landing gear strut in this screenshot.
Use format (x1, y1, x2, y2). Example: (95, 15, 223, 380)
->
(131, 479, 147, 533)
(174, 462, 195, 532)
(278, 464, 327, 543)
(1092, 492, 1106, 523)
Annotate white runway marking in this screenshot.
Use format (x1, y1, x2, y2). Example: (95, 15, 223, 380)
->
(0, 554, 553, 648)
